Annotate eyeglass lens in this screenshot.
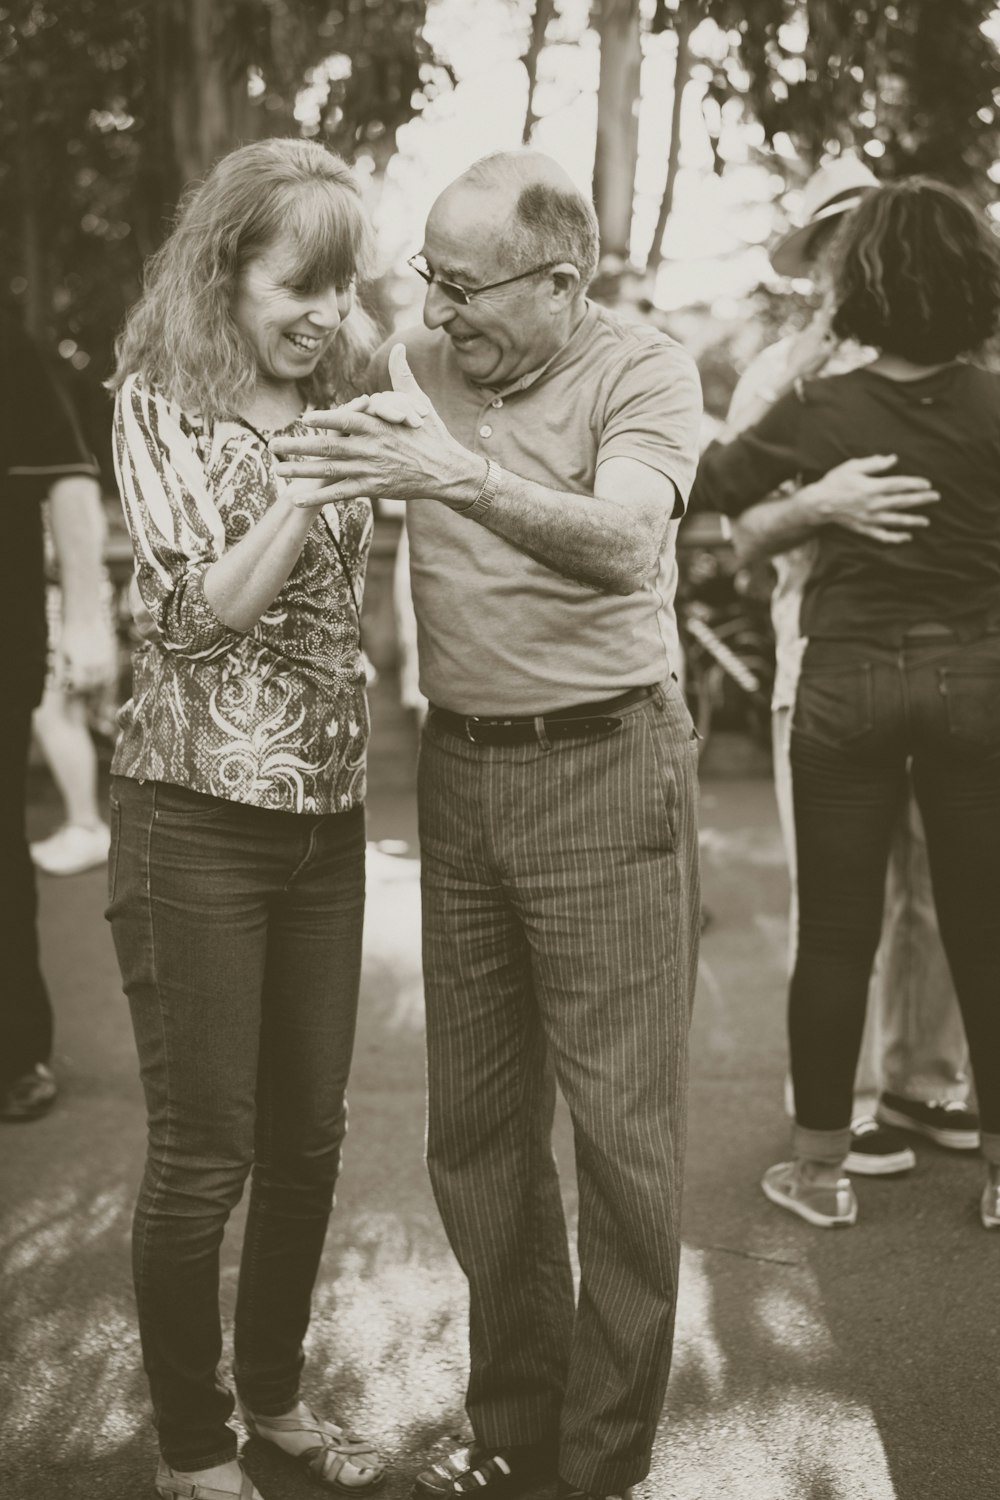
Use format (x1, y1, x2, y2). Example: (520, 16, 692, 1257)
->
(410, 257, 469, 305)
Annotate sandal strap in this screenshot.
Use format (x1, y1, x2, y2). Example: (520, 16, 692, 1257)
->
(241, 1402, 383, 1489)
(430, 1450, 518, 1494)
(301, 1442, 361, 1485)
(252, 1412, 371, 1453)
(155, 1463, 255, 1500)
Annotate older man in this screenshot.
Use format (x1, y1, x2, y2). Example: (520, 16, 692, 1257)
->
(273, 151, 702, 1500)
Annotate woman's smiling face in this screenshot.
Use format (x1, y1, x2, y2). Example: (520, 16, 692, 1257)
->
(231, 234, 356, 392)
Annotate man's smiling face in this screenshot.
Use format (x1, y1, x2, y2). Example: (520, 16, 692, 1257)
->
(419, 184, 567, 388)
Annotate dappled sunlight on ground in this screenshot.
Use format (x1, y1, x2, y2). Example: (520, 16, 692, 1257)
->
(307, 1211, 471, 1455)
(0, 1184, 145, 1464)
(652, 1247, 897, 1500)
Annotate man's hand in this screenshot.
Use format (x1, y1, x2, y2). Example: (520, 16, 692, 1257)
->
(270, 344, 482, 508)
(802, 454, 940, 543)
(59, 612, 117, 691)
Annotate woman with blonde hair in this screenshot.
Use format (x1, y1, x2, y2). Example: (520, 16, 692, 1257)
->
(107, 137, 385, 1499)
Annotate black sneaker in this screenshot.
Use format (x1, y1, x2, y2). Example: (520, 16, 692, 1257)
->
(876, 1093, 980, 1151)
(844, 1117, 916, 1176)
(0, 1064, 57, 1121)
(412, 1443, 554, 1498)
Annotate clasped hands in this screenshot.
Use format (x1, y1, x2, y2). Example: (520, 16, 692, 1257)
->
(270, 342, 478, 507)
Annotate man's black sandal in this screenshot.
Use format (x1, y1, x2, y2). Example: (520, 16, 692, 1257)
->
(411, 1444, 552, 1497)
(558, 1490, 635, 1500)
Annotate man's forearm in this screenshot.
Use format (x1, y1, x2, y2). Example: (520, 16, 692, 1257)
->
(47, 475, 106, 618)
(731, 486, 822, 565)
(450, 459, 669, 595)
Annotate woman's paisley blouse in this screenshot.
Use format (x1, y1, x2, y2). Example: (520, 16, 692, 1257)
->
(111, 377, 372, 814)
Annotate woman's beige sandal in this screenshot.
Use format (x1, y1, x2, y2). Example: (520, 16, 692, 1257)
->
(240, 1402, 385, 1493)
(155, 1457, 261, 1499)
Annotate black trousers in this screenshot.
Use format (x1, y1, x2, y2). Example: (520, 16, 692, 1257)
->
(0, 700, 53, 1085)
(789, 635, 1000, 1154)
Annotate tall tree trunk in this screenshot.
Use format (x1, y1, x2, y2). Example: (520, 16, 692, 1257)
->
(12, 69, 47, 341)
(647, 11, 694, 273)
(157, 0, 267, 200)
(592, 0, 642, 264)
(522, 0, 556, 144)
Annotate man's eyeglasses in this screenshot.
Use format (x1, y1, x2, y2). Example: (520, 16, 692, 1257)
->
(408, 255, 556, 306)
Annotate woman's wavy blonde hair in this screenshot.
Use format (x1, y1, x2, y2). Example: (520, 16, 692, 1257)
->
(110, 138, 378, 417)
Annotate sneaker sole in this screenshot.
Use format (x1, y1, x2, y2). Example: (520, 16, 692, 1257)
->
(761, 1177, 858, 1228)
(876, 1105, 980, 1151)
(32, 858, 109, 876)
(844, 1146, 916, 1177)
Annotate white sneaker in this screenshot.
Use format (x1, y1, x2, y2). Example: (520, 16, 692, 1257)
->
(30, 822, 111, 876)
(762, 1160, 858, 1228)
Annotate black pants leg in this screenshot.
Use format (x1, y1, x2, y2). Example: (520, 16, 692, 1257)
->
(0, 700, 53, 1086)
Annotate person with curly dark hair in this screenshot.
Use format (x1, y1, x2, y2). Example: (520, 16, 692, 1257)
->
(690, 177, 1000, 1231)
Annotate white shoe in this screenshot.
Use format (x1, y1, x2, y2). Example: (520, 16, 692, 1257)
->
(762, 1160, 858, 1228)
(30, 822, 110, 875)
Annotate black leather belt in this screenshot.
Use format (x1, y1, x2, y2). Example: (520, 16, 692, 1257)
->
(429, 684, 656, 745)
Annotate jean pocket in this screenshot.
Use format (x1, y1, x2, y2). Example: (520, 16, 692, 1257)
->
(940, 665, 1000, 749)
(151, 780, 234, 824)
(793, 662, 873, 747)
(106, 794, 121, 908)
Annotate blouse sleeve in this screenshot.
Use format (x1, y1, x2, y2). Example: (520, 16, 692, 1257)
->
(688, 386, 808, 518)
(113, 378, 242, 660)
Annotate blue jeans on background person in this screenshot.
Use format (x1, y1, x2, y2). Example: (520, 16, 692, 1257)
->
(788, 635, 1000, 1166)
(417, 681, 701, 1497)
(106, 776, 366, 1472)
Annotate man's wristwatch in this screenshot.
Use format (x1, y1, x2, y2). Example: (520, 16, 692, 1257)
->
(456, 458, 502, 522)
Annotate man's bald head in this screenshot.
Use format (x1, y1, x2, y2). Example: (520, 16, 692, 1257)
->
(439, 150, 600, 293)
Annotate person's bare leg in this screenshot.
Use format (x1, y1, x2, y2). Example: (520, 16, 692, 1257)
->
(32, 685, 102, 829)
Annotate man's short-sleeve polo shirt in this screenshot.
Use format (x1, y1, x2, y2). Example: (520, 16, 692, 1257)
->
(370, 301, 702, 715)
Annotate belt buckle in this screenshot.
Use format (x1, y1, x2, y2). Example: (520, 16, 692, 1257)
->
(465, 716, 482, 743)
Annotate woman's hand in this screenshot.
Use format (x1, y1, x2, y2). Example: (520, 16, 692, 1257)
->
(802, 454, 940, 543)
(270, 344, 481, 509)
(343, 390, 430, 428)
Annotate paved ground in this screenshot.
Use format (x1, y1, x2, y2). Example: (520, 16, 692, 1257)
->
(1, 679, 996, 1500)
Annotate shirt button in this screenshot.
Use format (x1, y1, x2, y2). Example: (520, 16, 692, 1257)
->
(490, 397, 503, 408)
(479, 424, 493, 439)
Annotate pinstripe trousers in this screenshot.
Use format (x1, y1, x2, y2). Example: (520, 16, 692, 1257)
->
(417, 681, 701, 1495)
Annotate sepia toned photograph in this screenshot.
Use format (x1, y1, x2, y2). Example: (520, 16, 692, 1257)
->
(1, 3, 998, 1497)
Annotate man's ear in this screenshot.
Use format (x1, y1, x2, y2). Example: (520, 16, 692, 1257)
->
(549, 264, 581, 303)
